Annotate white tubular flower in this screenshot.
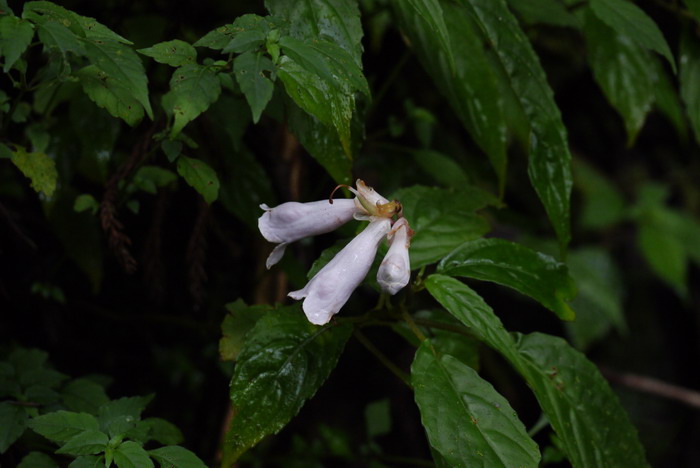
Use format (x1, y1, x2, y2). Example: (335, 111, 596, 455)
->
(288, 217, 392, 325)
(258, 199, 358, 269)
(377, 218, 412, 295)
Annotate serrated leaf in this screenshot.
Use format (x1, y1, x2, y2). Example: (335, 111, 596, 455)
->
(138, 39, 196, 66)
(61, 378, 110, 414)
(0, 16, 34, 72)
(23, 1, 130, 43)
(394, 1, 507, 188)
(0, 402, 28, 453)
(56, 430, 108, 455)
(438, 238, 576, 320)
(195, 14, 269, 51)
(11, 147, 57, 197)
(164, 64, 221, 136)
(98, 396, 151, 438)
(113, 441, 153, 468)
(234, 51, 274, 123)
(28, 411, 99, 442)
(223, 306, 352, 463)
(130, 418, 183, 445)
(391, 185, 495, 268)
(680, 30, 700, 146)
(18, 452, 58, 468)
(149, 445, 207, 468)
(425, 275, 650, 468)
(583, 9, 656, 145)
(590, 0, 676, 72)
(460, 0, 572, 249)
(77, 65, 145, 126)
(412, 342, 541, 467)
(220, 300, 270, 361)
(176, 156, 219, 204)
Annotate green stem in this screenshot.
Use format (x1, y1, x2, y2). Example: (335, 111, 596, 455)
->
(401, 308, 427, 343)
(411, 318, 475, 339)
(354, 329, 411, 387)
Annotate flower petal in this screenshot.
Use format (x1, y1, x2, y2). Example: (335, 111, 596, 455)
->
(377, 218, 411, 295)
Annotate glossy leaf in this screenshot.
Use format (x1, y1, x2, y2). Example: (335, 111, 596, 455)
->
(55, 430, 108, 455)
(439, 238, 576, 320)
(0, 402, 27, 453)
(233, 51, 274, 123)
(590, 0, 676, 72)
(28, 411, 99, 442)
(412, 341, 540, 467)
(583, 9, 656, 145)
(223, 306, 352, 463)
(393, 1, 507, 189)
(460, 0, 572, 249)
(680, 30, 700, 146)
(0, 15, 34, 72)
(77, 65, 144, 126)
(149, 446, 207, 468)
(391, 185, 494, 268)
(11, 147, 57, 197)
(176, 156, 220, 204)
(113, 441, 153, 468)
(403, 0, 455, 70)
(425, 275, 650, 468)
(164, 64, 222, 136)
(138, 39, 196, 67)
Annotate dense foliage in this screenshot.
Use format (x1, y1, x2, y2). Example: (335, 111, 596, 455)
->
(2, 0, 700, 467)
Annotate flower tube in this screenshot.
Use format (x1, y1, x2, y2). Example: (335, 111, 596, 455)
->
(258, 199, 358, 269)
(288, 217, 392, 325)
(377, 218, 412, 295)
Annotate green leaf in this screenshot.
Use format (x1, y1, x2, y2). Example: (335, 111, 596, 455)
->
(583, 9, 656, 145)
(23, 2, 130, 43)
(18, 452, 58, 468)
(73, 194, 100, 215)
(113, 441, 153, 468)
(138, 39, 196, 67)
(77, 65, 145, 126)
(61, 378, 110, 414)
(98, 396, 151, 438)
(164, 64, 221, 136)
(129, 418, 183, 446)
(684, 0, 700, 22)
(439, 238, 576, 320)
(0, 402, 27, 453)
(391, 185, 494, 269)
(28, 411, 99, 443)
(233, 51, 274, 123)
(149, 445, 207, 468)
(223, 306, 352, 463)
(11, 147, 57, 197)
(460, 0, 572, 249)
(565, 248, 626, 350)
(393, 2, 508, 190)
(507, 0, 580, 28)
(68, 456, 104, 468)
(220, 300, 270, 361)
(195, 14, 269, 51)
(425, 275, 650, 468)
(176, 156, 220, 204)
(590, 0, 676, 72)
(132, 166, 177, 194)
(638, 219, 687, 297)
(573, 159, 626, 230)
(680, 30, 700, 146)
(411, 150, 470, 189)
(56, 430, 109, 455)
(364, 399, 391, 439)
(412, 341, 541, 468)
(0, 16, 34, 72)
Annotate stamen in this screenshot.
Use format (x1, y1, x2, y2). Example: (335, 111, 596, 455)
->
(328, 184, 352, 204)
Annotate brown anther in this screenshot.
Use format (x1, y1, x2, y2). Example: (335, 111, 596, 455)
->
(328, 184, 351, 204)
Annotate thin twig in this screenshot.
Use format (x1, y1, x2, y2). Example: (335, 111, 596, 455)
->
(601, 367, 700, 409)
(354, 329, 412, 387)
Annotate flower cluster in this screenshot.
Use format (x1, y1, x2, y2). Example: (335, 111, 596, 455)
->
(258, 180, 413, 325)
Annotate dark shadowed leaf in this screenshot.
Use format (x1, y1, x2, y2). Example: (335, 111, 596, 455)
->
(149, 446, 207, 468)
(234, 51, 274, 123)
(28, 411, 99, 443)
(0, 15, 34, 72)
(0, 402, 27, 453)
(138, 39, 196, 67)
(176, 156, 220, 204)
(680, 29, 700, 146)
(18, 452, 58, 468)
(113, 441, 153, 468)
(61, 378, 110, 414)
(220, 300, 271, 361)
(55, 430, 108, 455)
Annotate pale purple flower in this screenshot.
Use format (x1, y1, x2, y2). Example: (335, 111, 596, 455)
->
(258, 199, 358, 269)
(288, 218, 392, 325)
(377, 218, 412, 295)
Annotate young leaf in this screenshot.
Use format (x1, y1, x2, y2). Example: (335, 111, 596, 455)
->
(0, 402, 28, 453)
(438, 238, 576, 321)
(223, 306, 352, 463)
(11, 147, 57, 197)
(391, 185, 493, 268)
(680, 30, 700, 146)
(590, 0, 676, 72)
(176, 156, 220, 204)
(0, 15, 34, 72)
(583, 9, 656, 145)
(460, 0, 573, 250)
(55, 430, 109, 455)
(113, 441, 153, 468)
(138, 39, 196, 67)
(412, 342, 541, 467)
(149, 446, 207, 468)
(164, 64, 221, 136)
(233, 51, 274, 123)
(28, 411, 99, 442)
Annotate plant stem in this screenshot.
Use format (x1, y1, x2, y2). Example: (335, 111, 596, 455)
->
(354, 329, 411, 388)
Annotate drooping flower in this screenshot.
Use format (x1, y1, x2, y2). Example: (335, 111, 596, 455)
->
(288, 217, 392, 325)
(377, 217, 413, 295)
(258, 199, 358, 269)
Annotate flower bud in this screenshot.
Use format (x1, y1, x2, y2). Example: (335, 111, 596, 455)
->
(377, 218, 412, 295)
